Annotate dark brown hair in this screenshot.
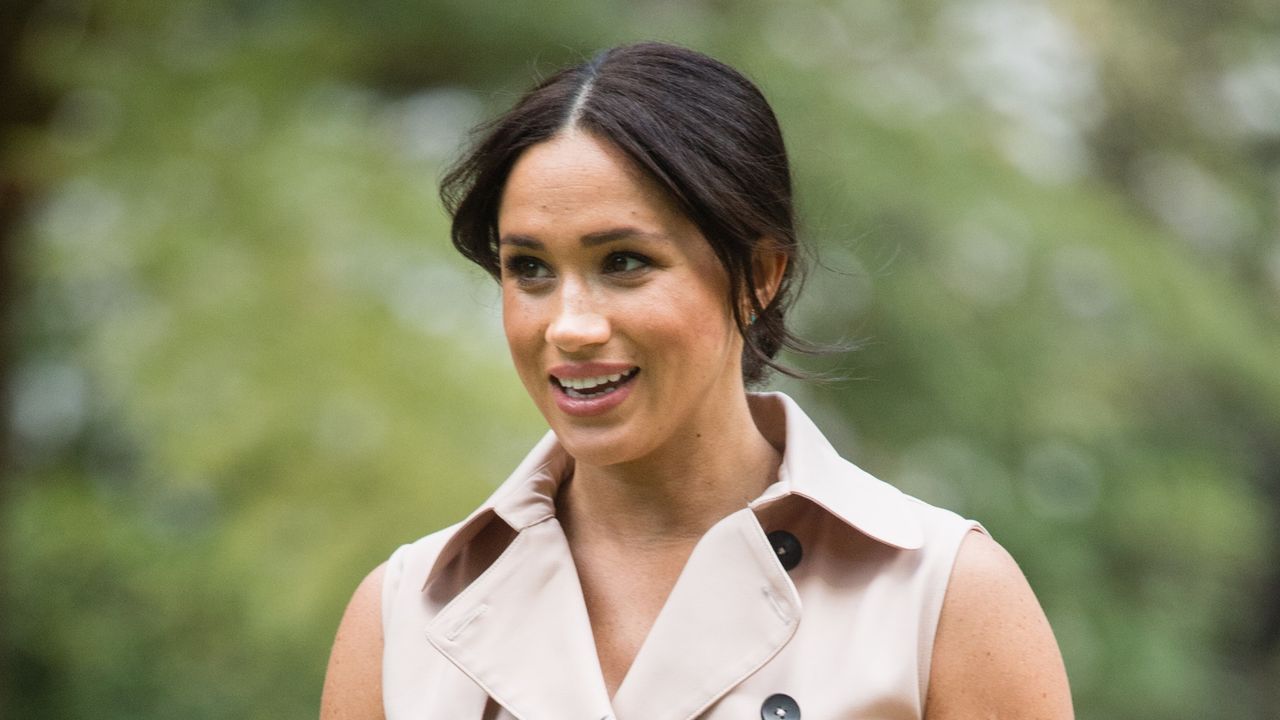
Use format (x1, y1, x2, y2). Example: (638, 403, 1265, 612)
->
(440, 42, 813, 385)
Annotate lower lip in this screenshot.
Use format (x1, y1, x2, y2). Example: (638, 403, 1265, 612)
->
(551, 373, 637, 417)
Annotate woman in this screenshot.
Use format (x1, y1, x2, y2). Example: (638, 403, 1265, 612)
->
(321, 43, 1073, 720)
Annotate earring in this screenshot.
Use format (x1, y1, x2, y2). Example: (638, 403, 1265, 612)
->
(748, 312, 758, 325)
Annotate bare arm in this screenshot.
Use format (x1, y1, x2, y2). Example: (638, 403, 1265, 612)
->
(320, 563, 386, 720)
(925, 531, 1074, 720)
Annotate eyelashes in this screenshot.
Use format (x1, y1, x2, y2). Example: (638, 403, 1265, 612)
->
(603, 252, 649, 273)
(501, 252, 655, 284)
(503, 254, 550, 280)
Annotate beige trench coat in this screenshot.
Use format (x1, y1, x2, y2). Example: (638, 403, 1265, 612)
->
(381, 393, 979, 720)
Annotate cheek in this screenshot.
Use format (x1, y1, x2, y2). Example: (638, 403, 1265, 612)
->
(501, 296, 540, 367)
(500, 295, 518, 340)
(646, 286, 738, 351)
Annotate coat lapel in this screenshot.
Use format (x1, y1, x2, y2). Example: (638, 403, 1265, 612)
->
(418, 393, 920, 719)
(610, 507, 801, 720)
(424, 517, 614, 720)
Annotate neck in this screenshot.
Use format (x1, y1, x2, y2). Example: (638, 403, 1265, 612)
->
(557, 391, 781, 549)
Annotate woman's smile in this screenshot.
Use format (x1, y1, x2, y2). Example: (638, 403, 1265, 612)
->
(549, 363, 641, 416)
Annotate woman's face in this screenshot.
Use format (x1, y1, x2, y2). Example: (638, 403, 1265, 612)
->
(496, 131, 746, 467)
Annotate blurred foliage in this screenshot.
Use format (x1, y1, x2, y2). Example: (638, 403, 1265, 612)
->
(2, 0, 1279, 718)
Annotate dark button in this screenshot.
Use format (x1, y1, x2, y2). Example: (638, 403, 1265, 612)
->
(761, 693, 800, 719)
(767, 530, 803, 571)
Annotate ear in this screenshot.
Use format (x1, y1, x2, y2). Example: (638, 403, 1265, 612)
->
(750, 243, 789, 311)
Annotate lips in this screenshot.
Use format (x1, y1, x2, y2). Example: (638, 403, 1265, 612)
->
(548, 363, 640, 417)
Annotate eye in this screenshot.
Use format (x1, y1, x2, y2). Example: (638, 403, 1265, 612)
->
(502, 255, 552, 282)
(603, 252, 649, 274)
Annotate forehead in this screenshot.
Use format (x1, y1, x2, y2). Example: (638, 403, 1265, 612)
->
(497, 131, 689, 235)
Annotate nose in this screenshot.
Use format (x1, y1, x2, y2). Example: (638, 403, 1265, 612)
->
(545, 280, 611, 352)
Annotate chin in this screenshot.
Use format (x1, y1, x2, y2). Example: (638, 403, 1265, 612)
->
(549, 421, 645, 468)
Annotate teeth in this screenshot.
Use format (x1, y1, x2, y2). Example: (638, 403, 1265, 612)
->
(556, 370, 632, 391)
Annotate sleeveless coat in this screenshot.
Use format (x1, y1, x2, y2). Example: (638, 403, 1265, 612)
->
(381, 393, 980, 720)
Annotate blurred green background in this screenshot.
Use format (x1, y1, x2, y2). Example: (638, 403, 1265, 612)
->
(2, 0, 1278, 718)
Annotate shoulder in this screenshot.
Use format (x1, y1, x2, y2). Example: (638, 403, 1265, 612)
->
(924, 530, 1074, 719)
(320, 563, 388, 720)
(318, 521, 472, 720)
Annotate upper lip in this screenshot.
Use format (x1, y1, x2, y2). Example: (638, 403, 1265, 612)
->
(548, 361, 638, 380)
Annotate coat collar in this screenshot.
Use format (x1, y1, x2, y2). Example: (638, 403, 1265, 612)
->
(423, 505, 802, 720)
(424, 392, 922, 589)
(745, 392, 925, 550)
(420, 392, 920, 720)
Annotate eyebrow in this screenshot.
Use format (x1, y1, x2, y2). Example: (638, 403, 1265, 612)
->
(498, 226, 666, 249)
